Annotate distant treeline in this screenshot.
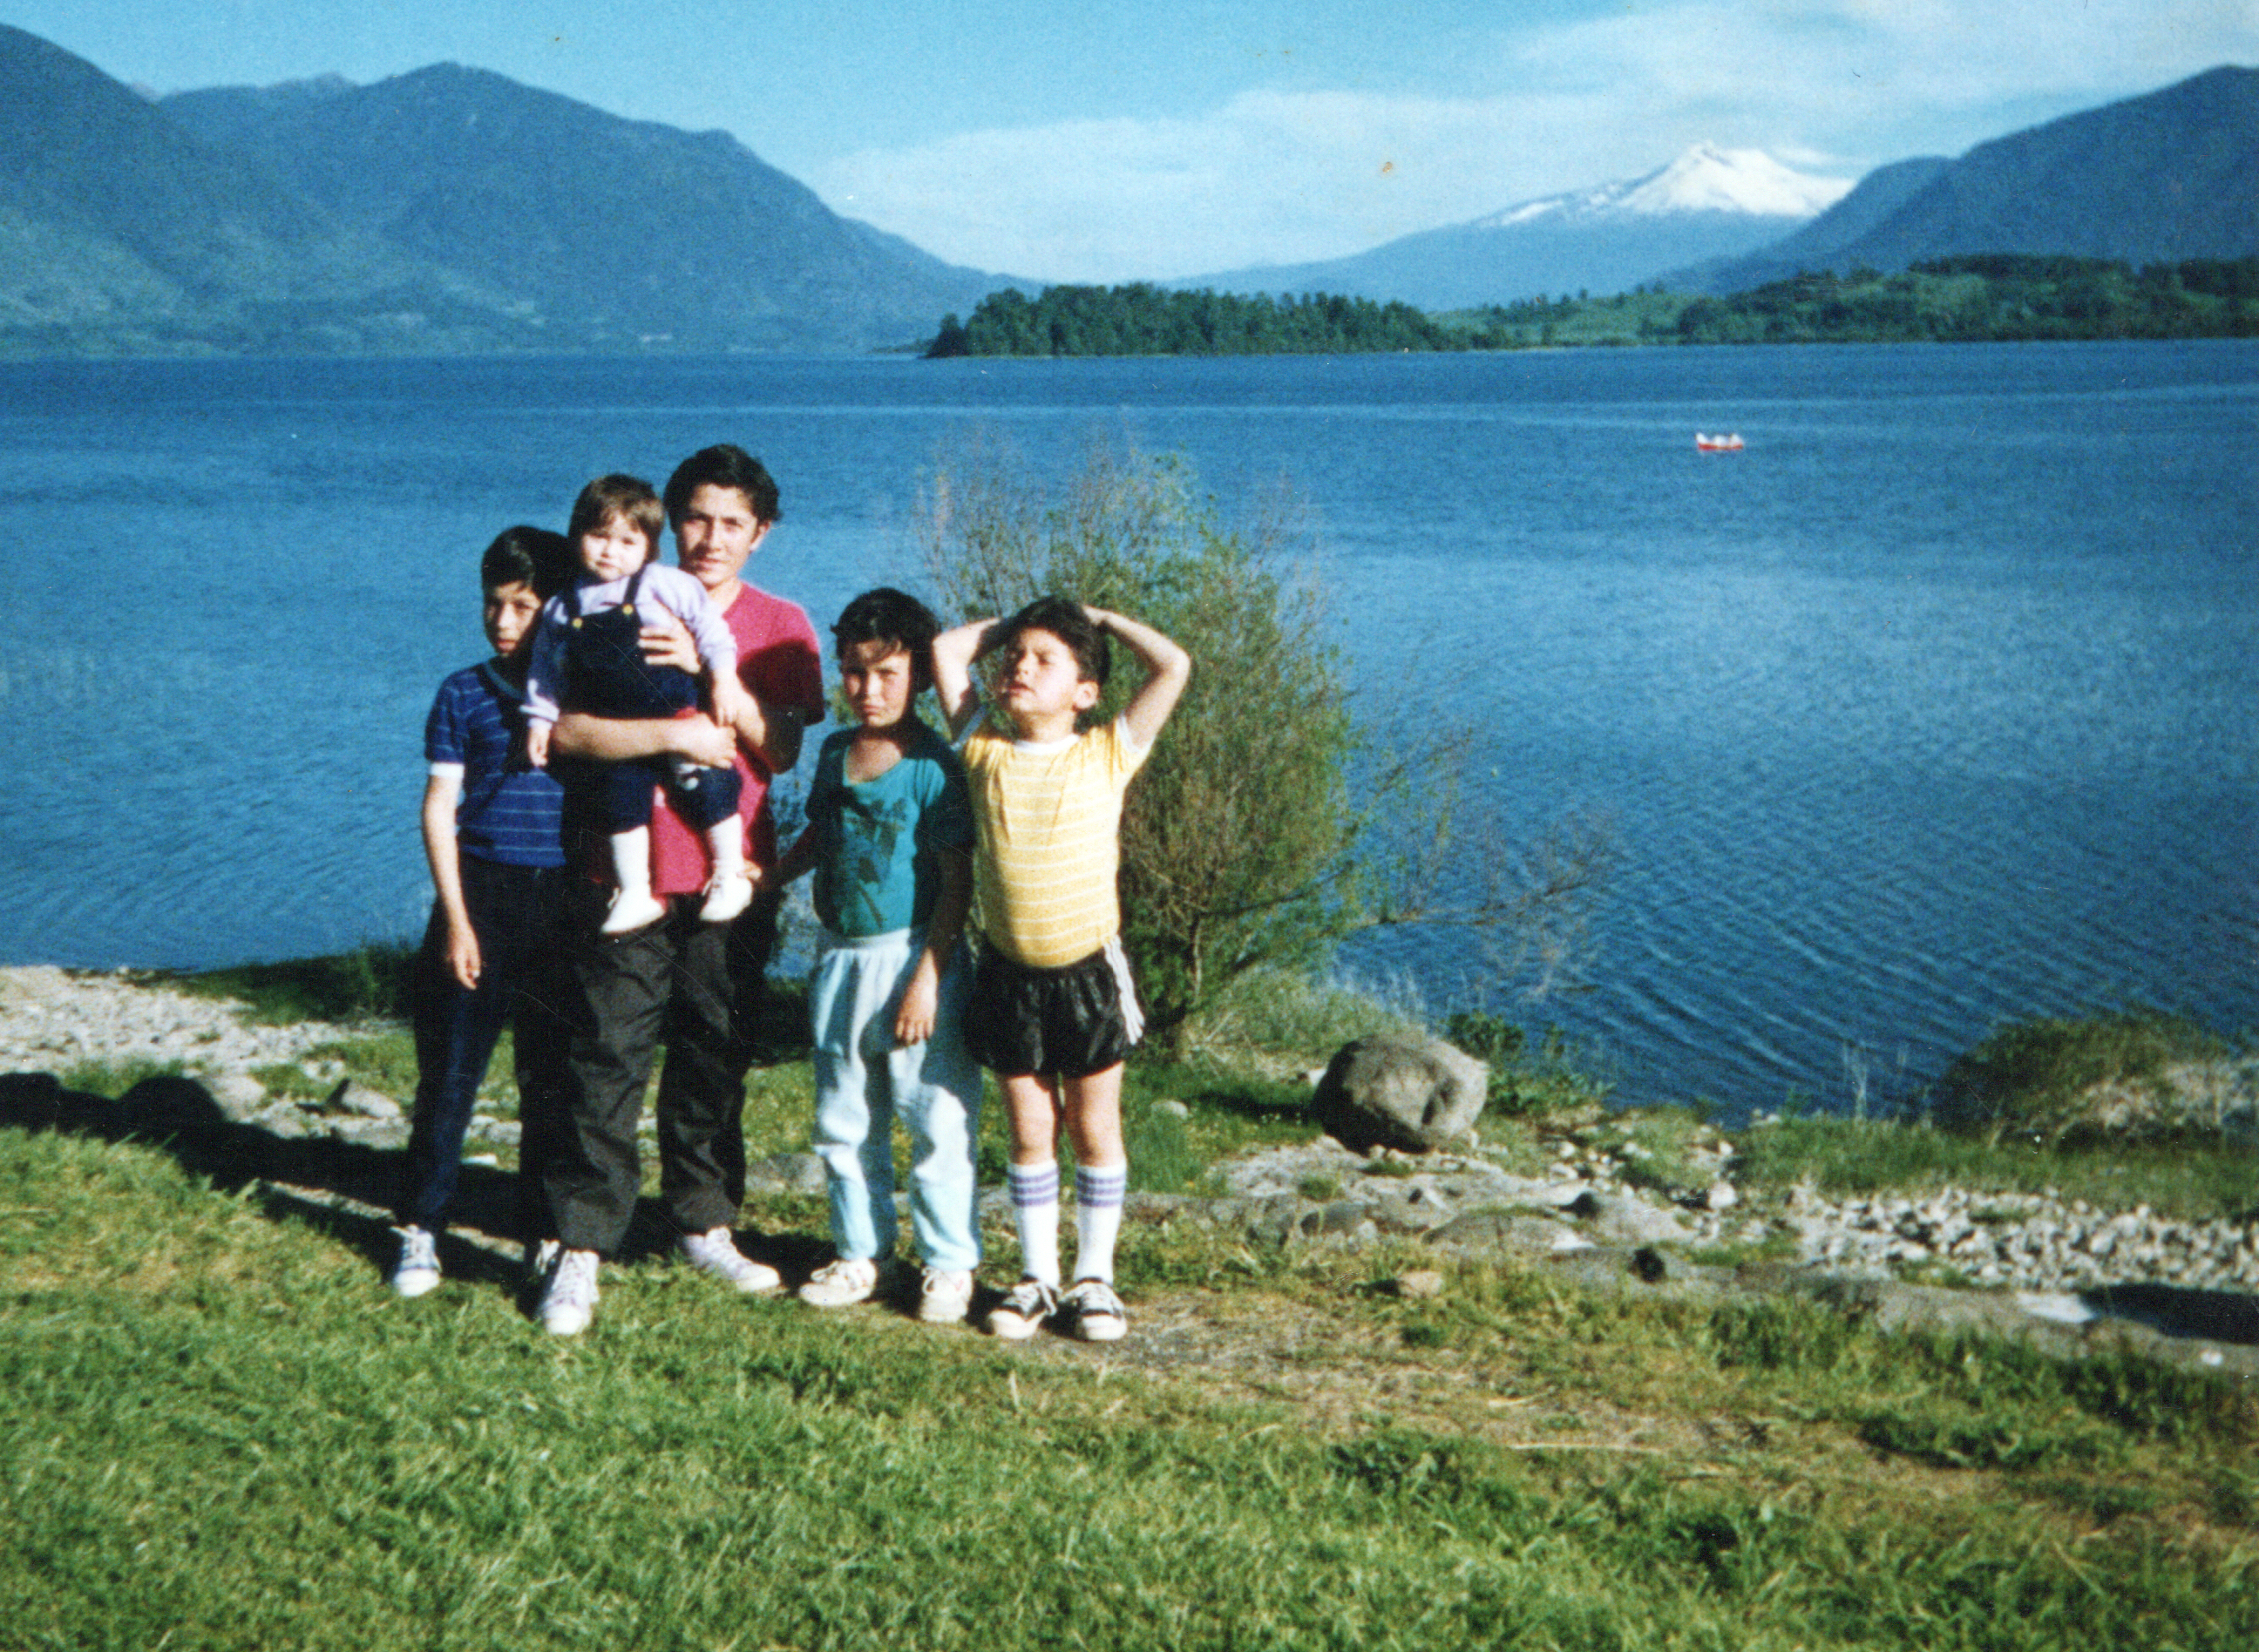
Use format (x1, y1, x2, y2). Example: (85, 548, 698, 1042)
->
(927, 257, 2259, 356)
(926, 286, 1474, 356)
(1665, 256, 2259, 345)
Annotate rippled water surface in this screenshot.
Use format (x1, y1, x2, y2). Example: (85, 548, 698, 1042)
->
(2, 343, 2250, 1114)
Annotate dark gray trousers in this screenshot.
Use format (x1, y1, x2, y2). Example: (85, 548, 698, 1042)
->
(543, 882, 780, 1256)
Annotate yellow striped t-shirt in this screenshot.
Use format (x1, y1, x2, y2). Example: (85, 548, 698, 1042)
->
(961, 715, 1150, 968)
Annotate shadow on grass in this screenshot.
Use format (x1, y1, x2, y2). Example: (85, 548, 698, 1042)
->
(0, 1067, 773, 1283)
(1136, 1061, 1310, 1123)
(2083, 1283, 2259, 1347)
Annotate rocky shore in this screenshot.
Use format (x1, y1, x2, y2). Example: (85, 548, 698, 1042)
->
(6, 964, 2253, 1371)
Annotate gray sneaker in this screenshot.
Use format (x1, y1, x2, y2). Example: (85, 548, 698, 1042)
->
(679, 1226, 783, 1294)
(797, 1256, 882, 1308)
(985, 1277, 1059, 1340)
(918, 1267, 975, 1325)
(539, 1248, 600, 1336)
(1060, 1276, 1127, 1343)
(390, 1225, 440, 1298)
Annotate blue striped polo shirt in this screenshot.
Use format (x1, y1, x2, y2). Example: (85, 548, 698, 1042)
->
(424, 662, 566, 868)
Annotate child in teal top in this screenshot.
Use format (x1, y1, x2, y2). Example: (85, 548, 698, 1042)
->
(770, 588, 980, 1324)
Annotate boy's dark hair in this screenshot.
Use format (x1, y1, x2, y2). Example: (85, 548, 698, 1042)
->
(833, 587, 940, 690)
(480, 525, 572, 599)
(664, 444, 781, 527)
(998, 594, 1109, 688)
(566, 474, 666, 559)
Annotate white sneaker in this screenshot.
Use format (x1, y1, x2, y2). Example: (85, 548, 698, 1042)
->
(698, 870, 753, 924)
(798, 1256, 882, 1308)
(390, 1225, 440, 1298)
(678, 1225, 782, 1293)
(1061, 1276, 1128, 1343)
(600, 888, 668, 936)
(539, 1248, 600, 1336)
(986, 1276, 1058, 1341)
(918, 1266, 974, 1324)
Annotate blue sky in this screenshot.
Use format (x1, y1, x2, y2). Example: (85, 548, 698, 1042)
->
(11, 2, 2256, 281)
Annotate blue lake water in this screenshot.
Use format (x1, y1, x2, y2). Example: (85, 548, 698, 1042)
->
(1, 342, 2251, 1117)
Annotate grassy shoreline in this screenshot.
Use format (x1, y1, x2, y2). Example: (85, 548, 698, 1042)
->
(3, 952, 2254, 1648)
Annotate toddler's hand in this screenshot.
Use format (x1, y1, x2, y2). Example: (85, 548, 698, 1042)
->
(525, 721, 552, 768)
(709, 674, 753, 730)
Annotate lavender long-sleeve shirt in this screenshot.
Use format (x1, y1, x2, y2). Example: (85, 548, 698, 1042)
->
(524, 562, 738, 726)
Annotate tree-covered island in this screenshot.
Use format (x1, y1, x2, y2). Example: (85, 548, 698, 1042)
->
(927, 255, 2259, 356)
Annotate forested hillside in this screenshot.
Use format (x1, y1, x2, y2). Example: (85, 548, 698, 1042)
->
(930, 258, 2259, 356)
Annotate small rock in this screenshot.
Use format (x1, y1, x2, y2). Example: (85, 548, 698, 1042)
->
(327, 1080, 401, 1121)
(328, 1116, 410, 1149)
(1705, 1181, 1738, 1212)
(1153, 1099, 1191, 1120)
(205, 1072, 268, 1123)
(1392, 1269, 1445, 1299)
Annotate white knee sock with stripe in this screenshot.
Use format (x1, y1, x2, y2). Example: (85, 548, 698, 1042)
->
(1072, 1161, 1128, 1284)
(1008, 1161, 1061, 1287)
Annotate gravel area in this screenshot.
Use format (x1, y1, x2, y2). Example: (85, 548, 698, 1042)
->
(8, 962, 2253, 1371)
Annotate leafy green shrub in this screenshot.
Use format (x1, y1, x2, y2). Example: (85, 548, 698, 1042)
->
(919, 440, 1612, 1046)
(1445, 1009, 1523, 1064)
(1930, 1009, 2240, 1145)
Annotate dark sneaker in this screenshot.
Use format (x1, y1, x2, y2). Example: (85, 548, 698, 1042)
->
(985, 1276, 1058, 1340)
(1060, 1276, 1127, 1343)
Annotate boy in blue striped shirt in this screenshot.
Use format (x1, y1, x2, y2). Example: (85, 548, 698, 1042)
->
(392, 526, 573, 1297)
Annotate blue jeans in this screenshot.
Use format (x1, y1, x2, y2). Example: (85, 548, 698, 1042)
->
(401, 858, 568, 1236)
(810, 929, 981, 1272)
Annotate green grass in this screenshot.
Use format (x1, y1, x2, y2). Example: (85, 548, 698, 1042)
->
(1735, 1117, 2259, 1222)
(3, 1127, 2255, 1650)
(54, 1057, 187, 1100)
(1931, 1008, 2244, 1145)
(170, 942, 420, 1025)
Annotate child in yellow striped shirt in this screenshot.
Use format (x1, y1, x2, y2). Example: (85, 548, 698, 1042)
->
(934, 597, 1190, 1342)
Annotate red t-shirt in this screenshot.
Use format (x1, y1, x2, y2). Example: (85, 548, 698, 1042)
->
(643, 582, 824, 896)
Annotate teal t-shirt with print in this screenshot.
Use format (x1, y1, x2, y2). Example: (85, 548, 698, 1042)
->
(806, 721, 973, 938)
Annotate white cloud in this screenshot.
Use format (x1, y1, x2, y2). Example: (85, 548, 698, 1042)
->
(812, 1, 2259, 281)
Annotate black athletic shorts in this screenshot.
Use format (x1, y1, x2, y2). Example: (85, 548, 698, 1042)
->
(967, 938, 1143, 1079)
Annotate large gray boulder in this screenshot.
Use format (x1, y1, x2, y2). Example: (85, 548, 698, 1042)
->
(1310, 1032, 1489, 1154)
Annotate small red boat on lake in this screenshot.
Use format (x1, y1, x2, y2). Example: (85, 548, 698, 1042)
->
(1694, 431, 1745, 452)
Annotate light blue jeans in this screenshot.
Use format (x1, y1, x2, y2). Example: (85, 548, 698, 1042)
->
(809, 928, 981, 1272)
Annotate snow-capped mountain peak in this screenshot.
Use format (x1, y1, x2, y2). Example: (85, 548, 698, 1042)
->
(1475, 146, 1854, 230)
